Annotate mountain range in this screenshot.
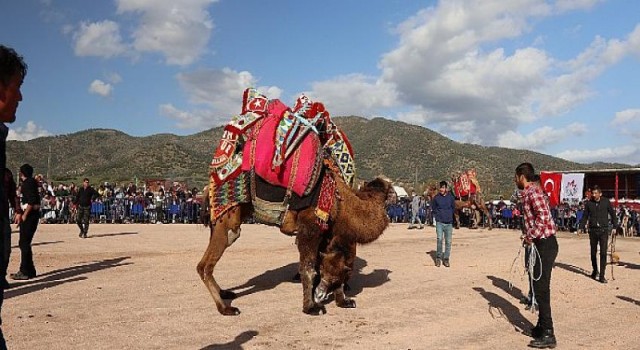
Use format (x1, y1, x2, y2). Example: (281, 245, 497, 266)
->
(6, 116, 630, 197)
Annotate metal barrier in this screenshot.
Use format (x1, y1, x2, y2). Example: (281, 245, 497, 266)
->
(38, 195, 203, 224)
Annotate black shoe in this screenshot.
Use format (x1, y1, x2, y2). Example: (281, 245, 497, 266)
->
(529, 329, 556, 348)
(530, 325, 543, 339)
(435, 259, 441, 267)
(520, 296, 531, 305)
(79, 231, 84, 238)
(10, 271, 31, 281)
(443, 259, 450, 267)
(598, 277, 607, 284)
(590, 271, 598, 280)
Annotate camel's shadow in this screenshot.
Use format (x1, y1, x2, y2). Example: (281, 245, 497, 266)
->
(200, 330, 259, 350)
(227, 257, 391, 299)
(346, 257, 391, 296)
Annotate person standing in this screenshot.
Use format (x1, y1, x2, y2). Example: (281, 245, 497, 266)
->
(408, 191, 424, 229)
(10, 164, 40, 280)
(516, 162, 558, 348)
(578, 185, 617, 283)
(431, 181, 455, 267)
(0, 44, 28, 350)
(74, 178, 97, 238)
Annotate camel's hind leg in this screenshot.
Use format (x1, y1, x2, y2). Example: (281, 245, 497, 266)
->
(196, 206, 243, 316)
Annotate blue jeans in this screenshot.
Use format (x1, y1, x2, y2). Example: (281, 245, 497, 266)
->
(436, 222, 453, 260)
(409, 212, 423, 227)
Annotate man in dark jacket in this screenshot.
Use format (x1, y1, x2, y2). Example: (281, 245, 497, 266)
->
(431, 181, 456, 267)
(10, 164, 40, 280)
(74, 178, 98, 238)
(0, 44, 28, 349)
(578, 185, 617, 283)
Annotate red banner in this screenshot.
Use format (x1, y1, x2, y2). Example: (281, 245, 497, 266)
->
(540, 172, 562, 207)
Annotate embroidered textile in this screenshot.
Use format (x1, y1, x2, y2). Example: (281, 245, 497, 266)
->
(315, 173, 337, 231)
(209, 172, 250, 222)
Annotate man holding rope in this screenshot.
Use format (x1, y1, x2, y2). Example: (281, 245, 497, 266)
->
(515, 163, 558, 349)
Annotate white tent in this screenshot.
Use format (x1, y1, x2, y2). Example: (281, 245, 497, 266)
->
(393, 185, 409, 198)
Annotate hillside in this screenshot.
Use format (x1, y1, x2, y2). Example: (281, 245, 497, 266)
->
(5, 117, 626, 197)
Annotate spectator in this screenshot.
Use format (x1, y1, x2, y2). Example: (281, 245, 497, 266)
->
(11, 164, 40, 280)
(74, 178, 98, 238)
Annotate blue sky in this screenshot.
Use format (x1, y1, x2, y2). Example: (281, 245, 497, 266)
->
(1, 0, 639, 165)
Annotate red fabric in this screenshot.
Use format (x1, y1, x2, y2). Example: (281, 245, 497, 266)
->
(241, 114, 321, 197)
(540, 172, 562, 207)
(315, 174, 336, 231)
(522, 184, 556, 240)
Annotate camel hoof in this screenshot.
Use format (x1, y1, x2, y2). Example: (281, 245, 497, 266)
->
(303, 304, 327, 316)
(220, 289, 237, 299)
(222, 306, 241, 316)
(337, 299, 356, 308)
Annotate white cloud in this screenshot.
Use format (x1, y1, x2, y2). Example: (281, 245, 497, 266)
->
(556, 145, 639, 164)
(116, 0, 217, 66)
(165, 67, 282, 129)
(363, 0, 640, 145)
(497, 122, 587, 150)
(611, 109, 640, 126)
(89, 79, 113, 97)
(73, 20, 127, 58)
(307, 74, 400, 116)
(7, 121, 52, 141)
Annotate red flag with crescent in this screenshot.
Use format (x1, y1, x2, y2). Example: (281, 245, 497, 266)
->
(540, 172, 562, 207)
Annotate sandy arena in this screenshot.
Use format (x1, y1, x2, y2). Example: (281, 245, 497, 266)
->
(2, 223, 639, 349)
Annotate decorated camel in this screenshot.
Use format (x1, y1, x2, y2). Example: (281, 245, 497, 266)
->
(197, 88, 391, 315)
(450, 169, 492, 230)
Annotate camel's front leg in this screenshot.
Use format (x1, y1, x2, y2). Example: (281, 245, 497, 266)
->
(196, 206, 243, 316)
(296, 223, 325, 315)
(334, 285, 356, 308)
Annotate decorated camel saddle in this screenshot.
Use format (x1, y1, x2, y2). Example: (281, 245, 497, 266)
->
(208, 88, 356, 228)
(452, 168, 481, 200)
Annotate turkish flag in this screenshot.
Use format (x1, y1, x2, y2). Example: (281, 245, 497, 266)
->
(540, 172, 562, 207)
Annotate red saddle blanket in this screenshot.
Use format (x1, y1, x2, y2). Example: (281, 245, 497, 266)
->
(241, 114, 323, 197)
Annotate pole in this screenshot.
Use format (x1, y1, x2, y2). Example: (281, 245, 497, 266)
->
(47, 144, 51, 180)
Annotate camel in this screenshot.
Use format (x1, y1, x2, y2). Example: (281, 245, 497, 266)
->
(426, 185, 492, 230)
(196, 172, 392, 315)
(454, 194, 493, 230)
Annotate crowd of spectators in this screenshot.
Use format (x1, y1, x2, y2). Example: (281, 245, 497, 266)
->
(386, 191, 640, 236)
(11, 175, 205, 225)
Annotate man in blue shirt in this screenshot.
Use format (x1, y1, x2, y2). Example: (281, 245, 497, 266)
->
(432, 181, 456, 267)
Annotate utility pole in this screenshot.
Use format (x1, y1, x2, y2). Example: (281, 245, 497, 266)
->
(414, 165, 418, 192)
(46, 144, 51, 180)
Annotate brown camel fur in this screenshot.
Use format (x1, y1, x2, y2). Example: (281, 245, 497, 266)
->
(196, 173, 391, 315)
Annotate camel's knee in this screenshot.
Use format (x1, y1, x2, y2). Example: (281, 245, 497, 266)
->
(196, 261, 206, 278)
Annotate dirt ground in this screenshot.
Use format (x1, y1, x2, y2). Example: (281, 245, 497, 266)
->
(2, 222, 639, 350)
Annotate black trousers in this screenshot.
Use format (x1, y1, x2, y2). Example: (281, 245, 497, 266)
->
(532, 235, 558, 331)
(589, 228, 608, 278)
(19, 211, 39, 277)
(77, 205, 91, 234)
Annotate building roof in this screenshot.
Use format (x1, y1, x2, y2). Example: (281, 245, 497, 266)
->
(545, 167, 640, 174)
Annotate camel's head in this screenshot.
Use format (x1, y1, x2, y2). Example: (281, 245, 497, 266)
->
(315, 247, 353, 304)
(360, 177, 393, 201)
